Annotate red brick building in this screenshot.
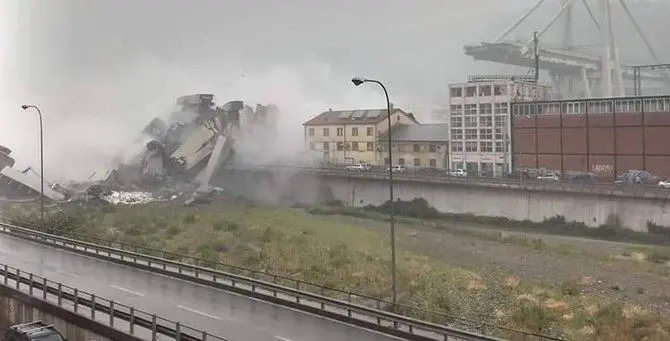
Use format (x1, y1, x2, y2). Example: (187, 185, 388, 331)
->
(511, 95, 670, 179)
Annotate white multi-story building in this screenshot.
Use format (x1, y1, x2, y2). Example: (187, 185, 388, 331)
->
(447, 75, 552, 177)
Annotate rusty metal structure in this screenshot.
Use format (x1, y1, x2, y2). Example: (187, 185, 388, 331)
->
(511, 94, 670, 179)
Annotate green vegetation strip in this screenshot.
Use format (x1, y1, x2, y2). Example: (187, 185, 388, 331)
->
(3, 199, 670, 341)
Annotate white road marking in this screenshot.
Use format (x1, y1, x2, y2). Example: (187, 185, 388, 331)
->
(108, 285, 144, 297)
(275, 336, 293, 341)
(177, 305, 220, 320)
(57, 269, 81, 277)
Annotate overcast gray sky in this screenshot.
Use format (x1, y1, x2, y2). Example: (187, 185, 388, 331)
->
(1, 0, 669, 180)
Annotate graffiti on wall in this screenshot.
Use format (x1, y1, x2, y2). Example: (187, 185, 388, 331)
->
(592, 164, 614, 175)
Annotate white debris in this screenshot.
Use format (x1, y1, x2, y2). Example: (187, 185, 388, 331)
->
(102, 191, 157, 205)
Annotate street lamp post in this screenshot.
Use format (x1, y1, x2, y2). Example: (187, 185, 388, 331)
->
(21, 105, 45, 221)
(351, 76, 397, 306)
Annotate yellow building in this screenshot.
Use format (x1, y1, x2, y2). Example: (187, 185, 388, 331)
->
(303, 107, 419, 165)
(378, 124, 450, 168)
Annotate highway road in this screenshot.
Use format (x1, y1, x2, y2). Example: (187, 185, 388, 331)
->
(0, 234, 401, 341)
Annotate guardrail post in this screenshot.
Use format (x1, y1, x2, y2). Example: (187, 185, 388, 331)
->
(151, 314, 157, 341)
(175, 322, 181, 341)
(29, 273, 33, 295)
(109, 300, 114, 326)
(91, 294, 96, 319)
(57, 283, 62, 306)
(128, 307, 135, 334)
(202, 331, 207, 341)
(42, 278, 47, 300)
(74, 288, 78, 312)
(15, 268, 20, 289)
(3, 264, 6, 285)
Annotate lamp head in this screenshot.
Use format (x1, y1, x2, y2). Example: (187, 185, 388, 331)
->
(351, 77, 367, 86)
(21, 105, 29, 110)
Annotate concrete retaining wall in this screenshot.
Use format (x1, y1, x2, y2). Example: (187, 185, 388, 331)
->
(215, 169, 670, 232)
(0, 295, 109, 341)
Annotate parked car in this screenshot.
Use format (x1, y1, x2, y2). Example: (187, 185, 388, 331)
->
(2, 321, 65, 341)
(345, 163, 370, 171)
(658, 179, 670, 189)
(387, 165, 406, 173)
(449, 169, 468, 177)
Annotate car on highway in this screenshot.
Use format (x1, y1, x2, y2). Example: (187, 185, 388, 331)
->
(658, 179, 670, 189)
(2, 321, 65, 341)
(345, 163, 371, 171)
(448, 169, 467, 177)
(387, 165, 406, 173)
(537, 173, 560, 182)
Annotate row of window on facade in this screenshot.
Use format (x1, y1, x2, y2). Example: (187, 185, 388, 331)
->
(450, 103, 509, 116)
(390, 158, 439, 168)
(307, 126, 375, 137)
(450, 128, 509, 140)
(450, 85, 508, 98)
(450, 115, 508, 128)
(512, 97, 670, 116)
(450, 141, 509, 153)
(310, 142, 442, 153)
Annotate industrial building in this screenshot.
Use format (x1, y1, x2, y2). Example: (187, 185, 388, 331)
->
(302, 107, 419, 165)
(447, 75, 552, 177)
(511, 95, 670, 179)
(377, 124, 450, 168)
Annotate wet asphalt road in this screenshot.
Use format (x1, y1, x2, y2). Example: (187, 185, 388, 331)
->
(0, 234, 400, 341)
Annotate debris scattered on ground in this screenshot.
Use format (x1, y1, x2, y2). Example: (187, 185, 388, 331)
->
(102, 191, 157, 205)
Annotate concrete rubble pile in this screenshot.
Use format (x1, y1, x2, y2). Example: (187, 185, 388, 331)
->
(0, 146, 68, 202)
(80, 94, 280, 205)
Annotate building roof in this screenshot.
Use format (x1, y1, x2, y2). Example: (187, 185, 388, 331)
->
(303, 108, 417, 126)
(378, 124, 450, 142)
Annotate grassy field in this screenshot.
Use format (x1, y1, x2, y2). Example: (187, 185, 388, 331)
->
(3, 200, 670, 341)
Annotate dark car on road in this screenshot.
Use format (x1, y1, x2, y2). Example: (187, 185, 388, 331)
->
(2, 321, 65, 341)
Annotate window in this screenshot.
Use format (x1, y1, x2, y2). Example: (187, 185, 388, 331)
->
(429, 144, 437, 153)
(466, 86, 476, 97)
(398, 158, 405, 165)
(494, 85, 506, 96)
(494, 115, 508, 128)
(323, 142, 330, 150)
(479, 128, 492, 140)
(495, 128, 505, 140)
(367, 127, 374, 136)
(429, 159, 437, 168)
(495, 141, 508, 152)
(451, 141, 463, 152)
(465, 116, 477, 127)
(494, 103, 508, 115)
(479, 103, 493, 115)
(479, 85, 491, 96)
(464, 104, 477, 115)
(337, 142, 344, 151)
(450, 129, 463, 140)
(351, 127, 358, 136)
(337, 127, 343, 136)
(465, 129, 477, 140)
(367, 142, 374, 151)
(480, 141, 493, 152)
(397, 144, 404, 152)
(351, 142, 359, 151)
(309, 142, 315, 150)
(414, 158, 421, 167)
(450, 116, 462, 127)
(465, 141, 478, 152)
(480, 116, 492, 127)
(413, 144, 420, 152)
(450, 105, 463, 115)
(323, 128, 329, 137)
(450, 87, 462, 97)
(384, 158, 390, 165)
(308, 128, 314, 136)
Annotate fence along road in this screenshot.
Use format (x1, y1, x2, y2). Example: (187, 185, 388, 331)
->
(0, 222, 513, 341)
(0, 262, 229, 341)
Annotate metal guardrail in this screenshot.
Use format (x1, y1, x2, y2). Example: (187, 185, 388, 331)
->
(0, 221, 551, 341)
(0, 217, 564, 341)
(0, 262, 229, 341)
(230, 164, 670, 200)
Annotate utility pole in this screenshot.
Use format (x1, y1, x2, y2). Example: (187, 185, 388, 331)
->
(534, 31, 540, 85)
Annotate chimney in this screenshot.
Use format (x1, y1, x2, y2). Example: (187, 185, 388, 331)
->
(389, 103, 394, 110)
(328, 108, 332, 111)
